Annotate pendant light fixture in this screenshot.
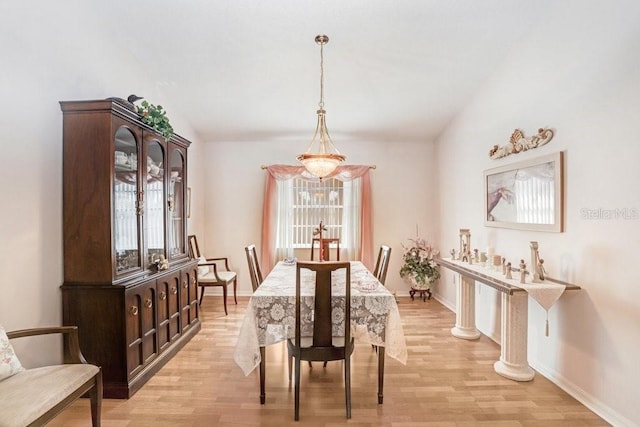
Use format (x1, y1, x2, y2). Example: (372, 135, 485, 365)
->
(297, 34, 345, 179)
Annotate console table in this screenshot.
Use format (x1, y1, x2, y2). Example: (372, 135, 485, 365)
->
(437, 257, 580, 381)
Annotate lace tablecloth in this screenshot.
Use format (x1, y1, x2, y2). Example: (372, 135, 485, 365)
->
(233, 261, 408, 376)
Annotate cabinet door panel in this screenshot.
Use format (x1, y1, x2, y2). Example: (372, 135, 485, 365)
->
(157, 271, 181, 351)
(168, 147, 187, 260)
(114, 125, 143, 277)
(181, 266, 199, 332)
(125, 290, 143, 377)
(140, 285, 157, 365)
(144, 135, 166, 268)
(126, 281, 158, 378)
(188, 267, 199, 324)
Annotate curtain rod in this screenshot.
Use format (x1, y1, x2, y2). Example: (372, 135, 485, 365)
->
(261, 165, 376, 170)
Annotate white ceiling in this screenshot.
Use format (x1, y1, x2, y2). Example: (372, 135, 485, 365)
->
(24, 1, 558, 144)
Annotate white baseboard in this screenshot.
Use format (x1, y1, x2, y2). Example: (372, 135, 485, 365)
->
(530, 359, 634, 427)
(434, 294, 455, 312)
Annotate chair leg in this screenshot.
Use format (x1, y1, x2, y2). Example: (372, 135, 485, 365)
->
(233, 277, 238, 305)
(90, 370, 102, 427)
(294, 357, 301, 421)
(260, 347, 266, 404)
(198, 286, 205, 306)
(222, 285, 228, 315)
(345, 355, 351, 419)
(377, 346, 385, 404)
(288, 354, 293, 383)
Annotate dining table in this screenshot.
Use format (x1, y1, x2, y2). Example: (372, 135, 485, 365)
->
(233, 260, 407, 404)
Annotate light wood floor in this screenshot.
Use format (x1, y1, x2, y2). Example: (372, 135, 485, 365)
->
(49, 296, 609, 426)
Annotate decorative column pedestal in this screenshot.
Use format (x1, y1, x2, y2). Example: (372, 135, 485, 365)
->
(437, 257, 580, 383)
(494, 292, 535, 381)
(450, 275, 481, 340)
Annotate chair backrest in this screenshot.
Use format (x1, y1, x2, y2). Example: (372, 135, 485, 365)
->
(295, 261, 351, 354)
(310, 238, 340, 261)
(245, 244, 263, 292)
(188, 235, 201, 259)
(373, 245, 392, 285)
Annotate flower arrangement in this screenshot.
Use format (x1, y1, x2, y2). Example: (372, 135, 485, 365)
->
(399, 237, 440, 288)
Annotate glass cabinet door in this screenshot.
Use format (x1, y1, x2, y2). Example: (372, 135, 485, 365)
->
(145, 139, 166, 265)
(114, 127, 142, 273)
(168, 149, 185, 258)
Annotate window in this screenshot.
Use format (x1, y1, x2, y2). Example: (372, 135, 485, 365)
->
(275, 176, 361, 259)
(264, 166, 372, 267)
(291, 178, 343, 248)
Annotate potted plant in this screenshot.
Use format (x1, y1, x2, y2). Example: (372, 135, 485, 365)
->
(135, 99, 174, 141)
(399, 236, 440, 291)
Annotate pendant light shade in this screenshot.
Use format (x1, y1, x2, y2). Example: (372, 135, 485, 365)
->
(297, 35, 345, 178)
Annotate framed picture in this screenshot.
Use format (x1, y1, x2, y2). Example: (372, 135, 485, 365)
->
(484, 152, 563, 232)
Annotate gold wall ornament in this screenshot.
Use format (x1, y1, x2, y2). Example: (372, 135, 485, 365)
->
(489, 127, 554, 159)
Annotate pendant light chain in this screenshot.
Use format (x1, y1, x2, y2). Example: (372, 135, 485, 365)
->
(319, 40, 325, 110)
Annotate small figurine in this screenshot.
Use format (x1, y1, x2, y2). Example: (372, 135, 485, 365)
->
(313, 221, 328, 261)
(473, 248, 479, 262)
(459, 228, 471, 262)
(502, 257, 507, 274)
(537, 258, 547, 281)
(505, 262, 513, 279)
(154, 255, 169, 270)
(450, 249, 456, 260)
(461, 243, 469, 262)
(530, 241, 543, 283)
(519, 259, 527, 284)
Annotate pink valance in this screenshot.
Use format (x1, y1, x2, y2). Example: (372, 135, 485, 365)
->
(261, 165, 374, 274)
(265, 165, 372, 182)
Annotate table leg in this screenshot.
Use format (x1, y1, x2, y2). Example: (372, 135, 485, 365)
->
(377, 346, 385, 404)
(259, 347, 266, 404)
(494, 292, 535, 381)
(451, 275, 481, 339)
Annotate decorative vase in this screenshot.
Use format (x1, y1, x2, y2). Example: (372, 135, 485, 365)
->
(405, 275, 434, 301)
(405, 275, 432, 291)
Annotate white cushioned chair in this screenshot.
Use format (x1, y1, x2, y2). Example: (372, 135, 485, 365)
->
(188, 234, 237, 315)
(0, 325, 102, 427)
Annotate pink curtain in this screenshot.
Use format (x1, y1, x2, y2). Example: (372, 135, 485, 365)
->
(260, 165, 373, 274)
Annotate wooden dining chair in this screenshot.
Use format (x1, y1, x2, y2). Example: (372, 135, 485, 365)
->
(310, 237, 340, 261)
(371, 245, 391, 353)
(287, 261, 354, 421)
(244, 244, 263, 292)
(373, 245, 392, 285)
(188, 235, 237, 315)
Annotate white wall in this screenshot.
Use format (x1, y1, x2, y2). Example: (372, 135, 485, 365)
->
(434, 3, 640, 426)
(0, 2, 204, 366)
(199, 138, 437, 297)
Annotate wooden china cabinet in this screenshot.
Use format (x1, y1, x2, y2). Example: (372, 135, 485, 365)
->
(60, 99, 200, 398)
